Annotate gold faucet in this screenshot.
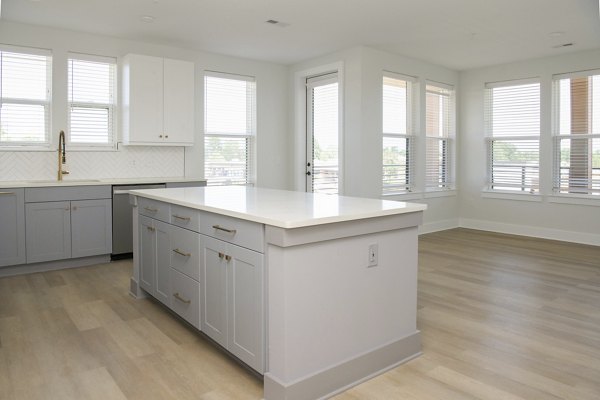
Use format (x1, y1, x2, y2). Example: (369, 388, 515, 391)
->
(57, 130, 69, 181)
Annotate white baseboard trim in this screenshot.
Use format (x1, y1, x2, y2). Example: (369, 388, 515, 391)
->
(419, 218, 459, 235)
(264, 332, 421, 400)
(459, 218, 600, 246)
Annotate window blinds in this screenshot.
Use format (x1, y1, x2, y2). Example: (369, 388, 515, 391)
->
(382, 73, 415, 194)
(426, 83, 454, 190)
(0, 49, 51, 145)
(485, 80, 540, 193)
(204, 73, 256, 186)
(68, 55, 116, 145)
(553, 72, 600, 195)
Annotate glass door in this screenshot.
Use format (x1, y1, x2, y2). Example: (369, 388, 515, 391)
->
(306, 73, 339, 194)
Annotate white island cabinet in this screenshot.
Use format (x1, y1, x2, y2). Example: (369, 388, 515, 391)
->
(130, 186, 426, 400)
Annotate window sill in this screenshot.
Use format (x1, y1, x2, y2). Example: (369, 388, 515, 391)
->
(424, 189, 456, 199)
(0, 146, 53, 152)
(548, 194, 600, 207)
(382, 191, 423, 201)
(481, 190, 542, 202)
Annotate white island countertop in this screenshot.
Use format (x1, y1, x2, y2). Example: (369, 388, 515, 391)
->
(130, 186, 427, 229)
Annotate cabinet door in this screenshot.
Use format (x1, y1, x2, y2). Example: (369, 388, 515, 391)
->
(125, 54, 164, 144)
(71, 199, 112, 258)
(154, 220, 171, 306)
(0, 189, 26, 267)
(139, 216, 156, 295)
(163, 58, 194, 145)
(200, 235, 228, 348)
(26, 201, 71, 263)
(227, 244, 264, 373)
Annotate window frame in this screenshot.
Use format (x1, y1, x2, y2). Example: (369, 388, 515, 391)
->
(204, 71, 257, 186)
(484, 78, 541, 195)
(0, 44, 52, 149)
(67, 52, 117, 150)
(382, 71, 417, 196)
(425, 81, 455, 192)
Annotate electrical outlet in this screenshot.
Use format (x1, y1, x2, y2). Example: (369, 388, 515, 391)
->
(368, 244, 378, 267)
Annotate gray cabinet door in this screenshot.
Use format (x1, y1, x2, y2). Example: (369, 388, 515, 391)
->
(0, 189, 26, 267)
(227, 244, 264, 373)
(71, 199, 112, 258)
(201, 235, 228, 348)
(26, 201, 71, 263)
(139, 215, 156, 295)
(154, 220, 171, 306)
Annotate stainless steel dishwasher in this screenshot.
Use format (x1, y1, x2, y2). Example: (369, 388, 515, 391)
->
(112, 184, 165, 258)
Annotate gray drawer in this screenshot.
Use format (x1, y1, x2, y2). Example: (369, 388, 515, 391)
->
(200, 211, 264, 253)
(170, 267, 200, 329)
(170, 204, 200, 232)
(25, 185, 111, 202)
(170, 225, 200, 281)
(138, 197, 170, 222)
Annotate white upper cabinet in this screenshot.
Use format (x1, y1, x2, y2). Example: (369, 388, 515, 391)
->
(122, 54, 195, 146)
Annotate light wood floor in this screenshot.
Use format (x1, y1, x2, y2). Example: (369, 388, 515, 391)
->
(1, 228, 599, 399)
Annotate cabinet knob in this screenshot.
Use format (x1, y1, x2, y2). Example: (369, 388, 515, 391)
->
(225, 255, 232, 262)
(72, 206, 77, 211)
(64, 207, 70, 211)
(165, 135, 169, 139)
(218, 252, 225, 259)
(159, 134, 163, 138)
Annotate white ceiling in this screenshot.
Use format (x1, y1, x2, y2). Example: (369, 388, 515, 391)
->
(2, 0, 600, 70)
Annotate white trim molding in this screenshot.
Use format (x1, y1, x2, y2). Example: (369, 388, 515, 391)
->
(459, 218, 600, 246)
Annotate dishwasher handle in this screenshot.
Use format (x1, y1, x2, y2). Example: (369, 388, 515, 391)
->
(113, 190, 131, 195)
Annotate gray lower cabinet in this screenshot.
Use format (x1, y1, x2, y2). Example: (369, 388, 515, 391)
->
(0, 188, 26, 267)
(201, 234, 264, 372)
(26, 198, 112, 263)
(25, 201, 72, 263)
(71, 199, 112, 258)
(139, 215, 171, 306)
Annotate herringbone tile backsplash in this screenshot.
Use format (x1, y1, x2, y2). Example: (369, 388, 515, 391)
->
(0, 146, 185, 181)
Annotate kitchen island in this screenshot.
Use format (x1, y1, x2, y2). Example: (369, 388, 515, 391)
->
(129, 186, 426, 400)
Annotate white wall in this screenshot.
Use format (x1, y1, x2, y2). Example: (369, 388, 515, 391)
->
(289, 46, 460, 231)
(459, 49, 600, 245)
(0, 21, 291, 189)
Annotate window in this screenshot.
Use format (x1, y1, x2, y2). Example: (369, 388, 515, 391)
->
(485, 80, 540, 193)
(553, 71, 600, 196)
(68, 54, 116, 147)
(426, 83, 455, 190)
(306, 73, 339, 194)
(382, 72, 415, 195)
(0, 46, 51, 146)
(204, 72, 256, 186)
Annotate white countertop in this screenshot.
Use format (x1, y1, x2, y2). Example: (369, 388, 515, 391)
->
(130, 186, 427, 228)
(0, 177, 205, 188)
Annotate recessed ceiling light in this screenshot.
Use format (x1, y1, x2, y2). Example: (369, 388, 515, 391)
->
(549, 31, 565, 38)
(140, 15, 155, 23)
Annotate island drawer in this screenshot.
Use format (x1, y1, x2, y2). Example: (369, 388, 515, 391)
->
(139, 197, 170, 222)
(170, 268, 200, 329)
(170, 225, 200, 281)
(170, 204, 200, 232)
(200, 212, 264, 252)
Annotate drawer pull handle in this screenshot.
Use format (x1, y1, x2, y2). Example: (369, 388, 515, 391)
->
(144, 206, 158, 212)
(225, 255, 232, 262)
(173, 293, 191, 304)
(0, 191, 15, 195)
(147, 226, 155, 232)
(173, 248, 191, 257)
(218, 252, 225, 259)
(172, 214, 191, 221)
(212, 225, 237, 234)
